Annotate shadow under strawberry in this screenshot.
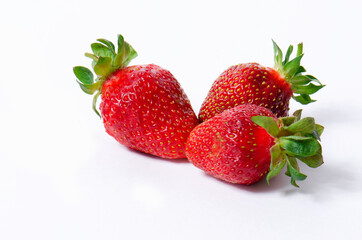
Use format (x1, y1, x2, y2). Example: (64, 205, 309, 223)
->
(202, 171, 291, 193)
(282, 160, 357, 200)
(125, 146, 189, 164)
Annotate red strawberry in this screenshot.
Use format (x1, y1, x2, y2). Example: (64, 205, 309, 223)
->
(198, 41, 324, 122)
(74, 35, 199, 159)
(186, 104, 324, 187)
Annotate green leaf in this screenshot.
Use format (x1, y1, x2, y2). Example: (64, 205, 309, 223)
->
(270, 144, 283, 167)
(279, 116, 296, 127)
(117, 34, 125, 54)
(251, 116, 279, 137)
(267, 159, 286, 185)
(282, 45, 293, 65)
(91, 60, 97, 69)
(287, 161, 307, 181)
(293, 94, 316, 105)
(266, 144, 286, 184)
(93, 57, 112, 77)
(114, 35, 129, 67)
(309, 129, 321, 141)
(116, 34, 137, 67)
(290, 178, 299, 187)
(85, 53, 98, 61)
(272, 40, 283, 67)
(296, 42, 303, 57)
(315, 124, 324, 137)
(97, 38, 116, 54)
(292, 109, 303, 121)
(305, 74, 322, 85)
(275, 41, 324, 107)
(73, 66, 94, 84)
(279, 136, 320, 157)
(74, 34, 138, 118)
(295, 66, 306, 75)
(299, 148, 323, 168)
(285, 117, 315, 134)
(123, 45, 138, 66)
(285, 168, 291, 177)
(76, 80, 103, 95)
(91, 43, 115, 58)
(287, 155, 299, 170)
(92, 91, 101, 118)
(305, 122, 324, 141)
(284, 54, 303, 78)
(292, 83, 324, 95)
(286, 156, 307, 187)
(290, 75, 313, 85)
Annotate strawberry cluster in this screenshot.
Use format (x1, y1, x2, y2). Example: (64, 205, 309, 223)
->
(74, 35, 324, 187)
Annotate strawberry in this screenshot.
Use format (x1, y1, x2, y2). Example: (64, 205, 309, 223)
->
(186, 104, 324, 187)
(198, 41, 324, 122)
(74, 35, 199, 159)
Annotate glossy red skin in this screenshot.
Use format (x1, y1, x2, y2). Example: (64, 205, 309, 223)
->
(100, 64, 199, 159)
(199, 63, 293, 122)
(186, 104, 276, 185)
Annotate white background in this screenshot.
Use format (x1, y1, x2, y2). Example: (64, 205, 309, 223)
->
(1, 0, 362, 239)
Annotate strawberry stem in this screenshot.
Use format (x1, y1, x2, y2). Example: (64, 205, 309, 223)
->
(251, 109, 324, 187)
(272, 40, 325, 105)
(74, 34, 138, 116)
(85, 53, 98, 61)
(92, 91, 101, 118)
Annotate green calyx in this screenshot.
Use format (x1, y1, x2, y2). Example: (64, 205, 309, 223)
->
(272, 40, 325, 105)
(73, 34, 138, 117)
(251, 110, 324, 187)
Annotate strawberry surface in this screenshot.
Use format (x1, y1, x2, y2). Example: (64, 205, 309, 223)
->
(198, 41, 324, 122)
(199, 63, 293, 121)
(187, 104, 324, 187)
(186, 104, 276, 184)
(100, 64, 199, 159)
(74, 35, 199, 159)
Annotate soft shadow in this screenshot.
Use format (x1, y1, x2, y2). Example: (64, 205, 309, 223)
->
(201, 158, 358, 198)
(125, 146, 190, 164)
(203, 172, 291, 193)
(282, 159, 358, 201)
